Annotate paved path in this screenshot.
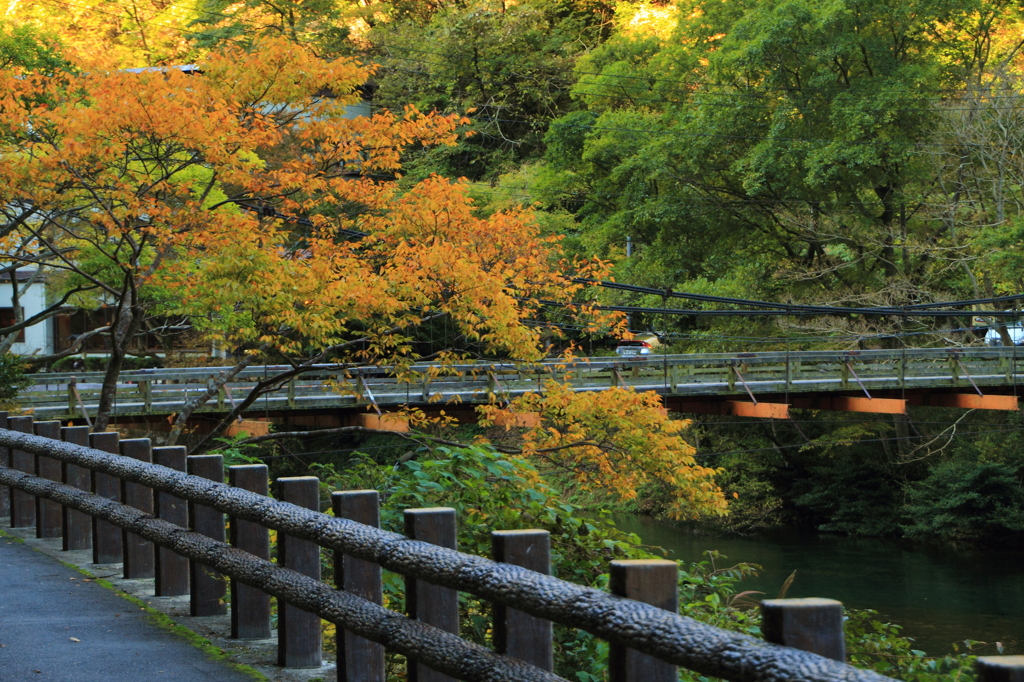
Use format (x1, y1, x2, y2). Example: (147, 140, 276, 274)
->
(0, 537, 257, 681)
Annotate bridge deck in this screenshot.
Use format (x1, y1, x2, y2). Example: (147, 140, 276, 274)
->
(20, 347, 1024, 420)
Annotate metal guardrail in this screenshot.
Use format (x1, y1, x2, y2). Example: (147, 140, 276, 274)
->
(0, 425, 902, 682)
(19, 347, 1024, 419)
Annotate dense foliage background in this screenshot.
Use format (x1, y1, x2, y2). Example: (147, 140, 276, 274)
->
(3, 0, 1024, 673)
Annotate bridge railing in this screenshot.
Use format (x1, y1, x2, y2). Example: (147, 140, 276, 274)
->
(0, 416, 944, 681)
(18, 347, 1024, 419)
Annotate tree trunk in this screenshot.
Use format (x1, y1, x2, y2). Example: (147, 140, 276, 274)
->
(92, 287, 142, 433)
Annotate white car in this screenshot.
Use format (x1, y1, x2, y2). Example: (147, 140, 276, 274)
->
(985, 323, 1024, 346)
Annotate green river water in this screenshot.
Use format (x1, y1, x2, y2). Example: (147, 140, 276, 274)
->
(612, 514, 1023, 656)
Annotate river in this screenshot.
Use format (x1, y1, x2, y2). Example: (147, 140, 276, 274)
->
(612, 515, 1024, 656)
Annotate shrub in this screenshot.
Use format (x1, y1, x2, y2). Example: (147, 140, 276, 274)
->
(903, 460, 1024, 544)
(0, 352, 30, 407)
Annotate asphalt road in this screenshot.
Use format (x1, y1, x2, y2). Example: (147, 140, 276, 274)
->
(0, 538, 256, 681)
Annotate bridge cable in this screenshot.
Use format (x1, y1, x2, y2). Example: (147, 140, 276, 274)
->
(900, 308, 907, 405)
(1007, 305, 1015, 401)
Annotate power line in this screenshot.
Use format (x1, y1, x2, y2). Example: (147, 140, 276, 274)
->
(571, 278, 1024, 315)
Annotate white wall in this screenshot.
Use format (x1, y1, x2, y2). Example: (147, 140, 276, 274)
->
(0, 280, 53, 356)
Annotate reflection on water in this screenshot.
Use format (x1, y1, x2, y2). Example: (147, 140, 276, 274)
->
(612, 514, 1024, 656)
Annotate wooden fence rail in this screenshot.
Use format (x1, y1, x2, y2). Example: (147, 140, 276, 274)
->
(0, 420, 1018, 681)
(17, 347, 1024, 420)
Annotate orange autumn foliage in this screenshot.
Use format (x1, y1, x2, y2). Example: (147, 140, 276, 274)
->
(0, 37, 611, 429)
(480, 382, 728, 519)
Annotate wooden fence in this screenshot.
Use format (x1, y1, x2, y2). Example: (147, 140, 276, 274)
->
(0, 417, 1020, 681)
(19, 347, 1024, 420)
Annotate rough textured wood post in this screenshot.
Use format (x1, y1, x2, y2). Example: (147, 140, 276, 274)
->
(121, 438, 155, 579)
(276, 476, 323, 669)
(332, 490, 385, 682)
(153, 446, 189, 596)
(61, 426, 92, 551)
(0, 411, 8, 518)
(761, 598, 845, 662)
(8, 415, 35, 528)
(33, 420, 63, 539)
(405, 507, 459, 682)
(89, 431, 122, 564)
(229, 464, 271, 640)
(188, 454, 227, 616)
(492, 529, 553, 672)
(609, 560, 678, 682)
(977, 656, 1024, 682)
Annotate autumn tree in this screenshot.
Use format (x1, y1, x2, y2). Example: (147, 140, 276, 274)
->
(0, 37, 610, 431)
(480, 381, 727, 519)
(4, 0, 197, 68)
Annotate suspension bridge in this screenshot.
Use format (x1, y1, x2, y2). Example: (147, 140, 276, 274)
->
(17, 347, 1024, 429)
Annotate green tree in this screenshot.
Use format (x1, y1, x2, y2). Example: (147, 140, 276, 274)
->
(189, 0, 353, 57)
(369, 0, 616, 181)
(531, 0, 1024, 342)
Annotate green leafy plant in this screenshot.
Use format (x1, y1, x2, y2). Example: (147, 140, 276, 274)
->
(0, 353, 30, 408)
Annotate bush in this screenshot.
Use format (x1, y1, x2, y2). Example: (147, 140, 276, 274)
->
(903, 460, 1024, 544)
(307, 443, 981, 680)
(0, 352, 30, 407)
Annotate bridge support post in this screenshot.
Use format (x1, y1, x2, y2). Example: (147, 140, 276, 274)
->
(761, 598, 845, 661)
(492, 530, 553, 672)
(332, 490, 385, 682)
(61, 426, 93, 551)
(276, 476, 323, 669)
(33, 420, 63, 539)
(0, 411, 8, 519)
(405, 507, 459, 682)
(9, 416, 35, 529)
(121, 439, 155, 579)
(154, 446, 189, 596)
(229, 464, 272, 640)
(976, 656, 1024, 681)
(609, 560, 678, 682)
(188, 454, 227, 617)
(90, 431, 122, 564)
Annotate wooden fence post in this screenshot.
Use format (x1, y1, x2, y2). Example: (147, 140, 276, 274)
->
(61, 426, 92, 551)
(33, 420, 63, 539)
(976, 656, 1024, 682)
(404, 507, 459, 682)
(760, 598, 845, 662)
(276, 476, 323, 669)
(492, 529, 553, 671)
(8, 415, 35, 529)
(609, 559, 678, 682)
(332, 490, 385, 682)
(121, 438, 155, 579)
(0, 411, 8, 519)
(229, 464, 271, 640)
(141, 380, 152, 413)
(153, 446, 189, 596)
(187, 454, 227, 616)
(89, 431, 122, 564)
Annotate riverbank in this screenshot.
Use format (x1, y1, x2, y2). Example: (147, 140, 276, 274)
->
(613, 514, 1023, 657)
